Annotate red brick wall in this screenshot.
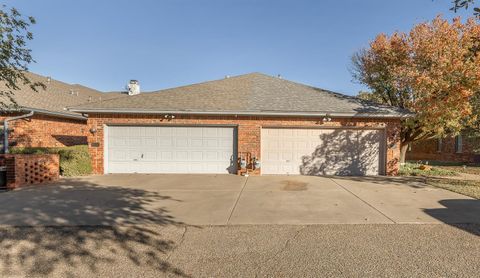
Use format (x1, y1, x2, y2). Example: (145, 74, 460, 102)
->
(0, 113, 87, 148)
(0, 154, 59, 189)
(407, 134, 480, 163)
(86, 114, 402, 176)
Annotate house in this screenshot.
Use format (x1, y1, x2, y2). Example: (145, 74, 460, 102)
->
(407, 132, 480, 163)
(70, 73, 411, 176)
(0, 72, 122, 150)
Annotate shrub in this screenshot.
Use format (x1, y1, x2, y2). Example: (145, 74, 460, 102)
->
(10, 145, 92, 177)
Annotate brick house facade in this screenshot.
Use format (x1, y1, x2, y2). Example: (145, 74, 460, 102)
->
(0, 72, 124, 151)
(86, 114, 402, 176)
(407, 132, 480, 163)
(0, 113, 87, 148)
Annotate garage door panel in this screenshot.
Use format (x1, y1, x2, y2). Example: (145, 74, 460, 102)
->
(175, 138, 189, 148)
(111, 150, 127, 160)
(129, 138, 142, 145)
(110, 138, 127, 147)
(158, 127, 174, 136)
(107, 126, 236, 174)
(159, 138, 173, 146)
(262, 128, 384, 176)
(143, 151, 157, 160)
(144, 138, 156, 146)
(161, 151, 173, 160)
(205, 139, 218, 148)
(191, 139, 203, 147)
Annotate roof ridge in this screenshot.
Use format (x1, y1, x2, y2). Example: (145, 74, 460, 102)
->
(143, 72, 264, 95)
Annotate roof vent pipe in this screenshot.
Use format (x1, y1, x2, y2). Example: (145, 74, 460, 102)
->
(127, 80, 140, 95)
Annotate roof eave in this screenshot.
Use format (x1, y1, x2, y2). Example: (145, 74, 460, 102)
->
(17, 107, 87, 120)
(68, 108, 413, 119)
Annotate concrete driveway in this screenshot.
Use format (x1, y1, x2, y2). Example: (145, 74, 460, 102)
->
(0, 174, 479, 226)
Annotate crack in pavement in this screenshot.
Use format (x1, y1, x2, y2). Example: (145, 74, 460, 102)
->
(254, 225, 308, 276)
(165, 226, 188, 262)
(162, 226, 190, 278)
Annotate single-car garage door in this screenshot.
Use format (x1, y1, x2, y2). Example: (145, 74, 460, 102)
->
(106, 126, 236, 174)
(261, 128, 385, 175)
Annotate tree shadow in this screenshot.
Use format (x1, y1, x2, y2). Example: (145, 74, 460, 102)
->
(424, 199, 480, 237)
(299, 129, 385, 176)
(52, 135, 87, 146)
(0, 178, 191, 277)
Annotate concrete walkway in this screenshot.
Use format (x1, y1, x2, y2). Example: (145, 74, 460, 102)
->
(0, 174, 478, 226)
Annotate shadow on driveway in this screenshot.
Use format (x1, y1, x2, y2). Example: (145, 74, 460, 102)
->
(0, 178, 190, 277)
(424, 199, 480, 237)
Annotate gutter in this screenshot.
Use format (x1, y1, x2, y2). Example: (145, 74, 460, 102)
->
(25, 107, 86, 120)
(3, 110, 34, 153)
(68, 108, 414, 119)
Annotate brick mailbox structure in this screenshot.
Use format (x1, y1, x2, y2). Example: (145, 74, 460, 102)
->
(0, 154, 60, 189)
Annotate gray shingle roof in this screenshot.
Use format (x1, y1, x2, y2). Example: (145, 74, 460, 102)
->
(0, 72, 125, 119)
(70, 73, 411, 118)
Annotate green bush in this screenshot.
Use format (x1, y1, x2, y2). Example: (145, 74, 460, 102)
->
(10, 145, 92, 177)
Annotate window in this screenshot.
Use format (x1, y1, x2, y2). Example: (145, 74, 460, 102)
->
(407, 143, 412, 152)
(455, 135, 463, 153)
(436, 138, 442, 153)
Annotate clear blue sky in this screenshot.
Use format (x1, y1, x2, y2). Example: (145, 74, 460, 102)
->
(5, 0, 473, 95)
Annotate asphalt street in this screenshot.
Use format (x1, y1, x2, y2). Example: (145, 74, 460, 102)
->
(1, 224, 479, 277)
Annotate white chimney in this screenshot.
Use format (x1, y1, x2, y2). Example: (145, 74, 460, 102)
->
(127, 80, 140, 95)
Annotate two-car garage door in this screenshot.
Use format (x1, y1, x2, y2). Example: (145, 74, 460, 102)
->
(105, 125, 385, 175)
(106, 126, 236, 174)
(261, 128, 385, 175)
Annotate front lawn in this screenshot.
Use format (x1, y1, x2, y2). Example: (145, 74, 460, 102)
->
(399, 162, 458, 177)
(401, 162, 480, 199)
(435, 165, 480, 176)
(426, 178, 480, 199)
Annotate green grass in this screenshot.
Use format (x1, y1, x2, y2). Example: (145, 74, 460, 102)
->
(10, 145, 92, 177)
(426, 178, 480, 199)
(399, 162, 458, 177)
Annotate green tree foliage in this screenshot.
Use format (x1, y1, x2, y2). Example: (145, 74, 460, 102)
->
(0, 5, 44, 110)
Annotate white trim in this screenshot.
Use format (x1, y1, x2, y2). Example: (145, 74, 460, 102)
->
(104, 124, 109, 174)
(69, 109, 413, 119)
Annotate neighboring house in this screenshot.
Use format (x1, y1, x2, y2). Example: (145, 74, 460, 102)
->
(70, 73, 411, 176)
(407, 132, 480, 163)
(0, 72, 122, 150)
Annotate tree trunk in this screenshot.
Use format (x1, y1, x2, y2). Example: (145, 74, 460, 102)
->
(399, 143, 409, 164)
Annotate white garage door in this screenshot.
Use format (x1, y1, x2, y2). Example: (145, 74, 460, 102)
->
(106, 126, 236, 174)
(261, 128, 385, 175)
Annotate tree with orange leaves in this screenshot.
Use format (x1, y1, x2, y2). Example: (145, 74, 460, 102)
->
(352, 16, 480, 163)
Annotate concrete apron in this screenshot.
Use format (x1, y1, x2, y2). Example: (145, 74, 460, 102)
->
(0, 174, 478, 226)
